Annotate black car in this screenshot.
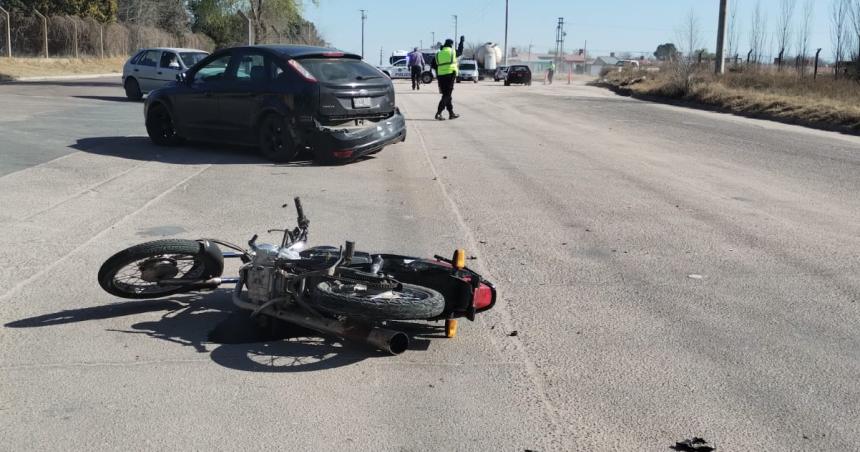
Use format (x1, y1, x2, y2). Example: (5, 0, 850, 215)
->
(144, 45, 406, 163)
(504, 65, 532, 86)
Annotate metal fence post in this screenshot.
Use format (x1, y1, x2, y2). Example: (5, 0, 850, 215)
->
(814, 48, 822, 80)
(73, 19, 78, 58)
(100, 25, 104, 59)
(237, 10, 253, 45)
(0, 6, 11, 58)
(33, 9, 47, 58)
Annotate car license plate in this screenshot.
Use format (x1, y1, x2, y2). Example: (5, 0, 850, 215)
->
(353, 97, 372, 108)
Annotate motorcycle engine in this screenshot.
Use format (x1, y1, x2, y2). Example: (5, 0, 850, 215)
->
(245, 243, 285, 303)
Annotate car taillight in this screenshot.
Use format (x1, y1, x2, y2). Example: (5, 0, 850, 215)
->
(288, 59, 317, 82)
(473, 283, 493, 310)
(333, 149, 354, 158)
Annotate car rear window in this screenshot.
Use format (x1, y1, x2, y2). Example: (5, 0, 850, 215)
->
(180, 52, 208, 67)
(299, 58, 384, 82)
(459, 63, 477, 70)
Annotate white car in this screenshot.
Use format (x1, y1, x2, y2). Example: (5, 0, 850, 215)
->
(377, 58, 435, 84)
(456, 59, 479, 83)
(122, 47, 209, 100)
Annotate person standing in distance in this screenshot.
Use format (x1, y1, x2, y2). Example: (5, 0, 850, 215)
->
(407, 47, 425, 91)
(434, 39, 459, 120)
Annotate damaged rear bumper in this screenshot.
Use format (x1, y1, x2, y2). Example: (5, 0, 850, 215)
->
(305, 108, 407, 162)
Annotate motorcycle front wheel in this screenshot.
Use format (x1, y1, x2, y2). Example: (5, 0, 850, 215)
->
(98, 239, 222, 299)
(313, 281, 445, 320)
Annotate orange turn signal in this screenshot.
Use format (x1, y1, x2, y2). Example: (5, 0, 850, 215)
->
(445, 318, 458, 338)
(453, 249, 465, 269)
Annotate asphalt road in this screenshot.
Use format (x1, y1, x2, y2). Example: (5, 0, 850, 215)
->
(1, 76, 858, 451)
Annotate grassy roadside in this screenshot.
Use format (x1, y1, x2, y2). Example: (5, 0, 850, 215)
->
(0, 57, 125, 81)
(595, 68, 860, 134)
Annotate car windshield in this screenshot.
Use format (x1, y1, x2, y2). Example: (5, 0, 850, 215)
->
(179, 52, 208, 67)
(459, 63, 477, 70)
(299, 58, 383, 82)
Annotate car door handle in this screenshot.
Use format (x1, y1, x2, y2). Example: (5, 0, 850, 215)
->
(134, 68, 139, 72)
(157, 71, 162, 75)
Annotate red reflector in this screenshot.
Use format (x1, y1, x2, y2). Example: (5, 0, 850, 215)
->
(322, 52, 345, 57)
(473, 283, 493, 309)
(333, 150, 354, 158)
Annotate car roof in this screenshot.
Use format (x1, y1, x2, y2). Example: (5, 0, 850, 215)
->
(138, 47, 208, 53)
(247, 44, 361, 59)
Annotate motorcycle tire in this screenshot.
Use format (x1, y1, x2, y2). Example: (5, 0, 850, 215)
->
(98, 239, 223, 299)
(312, 281, 445, 320)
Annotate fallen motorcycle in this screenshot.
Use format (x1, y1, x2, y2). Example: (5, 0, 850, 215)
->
(97, 197, 496, 354)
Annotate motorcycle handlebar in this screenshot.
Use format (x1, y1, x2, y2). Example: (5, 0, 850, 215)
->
(294, 197, 309, 228)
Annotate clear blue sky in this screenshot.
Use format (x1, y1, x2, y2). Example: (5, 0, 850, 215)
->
(301, 0, 835, 63)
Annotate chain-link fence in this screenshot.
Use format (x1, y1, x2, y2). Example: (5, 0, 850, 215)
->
(0, 12, 214, 58)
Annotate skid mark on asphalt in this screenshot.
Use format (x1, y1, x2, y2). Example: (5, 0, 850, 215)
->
(401, 103, 566, 446)
(0, 164, 212, 303)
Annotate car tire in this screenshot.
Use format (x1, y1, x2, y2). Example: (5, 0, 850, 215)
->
(456, 79, 461, 83)
(146, 103, 184, 146)
(124, 77, 142, 101)
(258, 114, 299, 162)
(421, 72, 433, 84)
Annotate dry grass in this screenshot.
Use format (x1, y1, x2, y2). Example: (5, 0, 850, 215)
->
(0, 57, 125, 81)
(600, 68, 860, 133)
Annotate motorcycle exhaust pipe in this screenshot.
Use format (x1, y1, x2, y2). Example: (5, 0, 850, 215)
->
(232, 288, 409, 355)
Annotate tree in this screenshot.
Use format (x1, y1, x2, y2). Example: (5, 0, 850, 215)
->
(727, 1, 741, 60)
(796, 0, 813, 74)
(748, 0, 768, 64)
(832, 0, 851, 78)
(851, 1, 860, 65)
(8, 0, 118, 22)
(654, 43, 678, 61)
(776, 0, 796, 63)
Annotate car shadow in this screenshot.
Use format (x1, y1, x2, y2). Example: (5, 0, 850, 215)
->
(72, 136, 375, 166)
(4, 290, 438, 372)
(73, 136, 273, 165)
(74, 95, 138, 103)
(2, 79, 120, 87)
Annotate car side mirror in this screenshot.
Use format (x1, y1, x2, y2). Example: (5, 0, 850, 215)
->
(176, 72, 187, 83)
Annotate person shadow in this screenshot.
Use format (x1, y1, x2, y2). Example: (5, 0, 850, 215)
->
(4, 290, 433, 373)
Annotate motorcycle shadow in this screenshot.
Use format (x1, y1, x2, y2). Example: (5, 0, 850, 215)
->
(5, 290, 438, 373)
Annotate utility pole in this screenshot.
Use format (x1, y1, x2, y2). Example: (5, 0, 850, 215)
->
(360, 9, 367, 59)
(453, 15, 458, 41)
(379, 46, 383, 65)
(431, 32, 435, 47)
(715, 0, 728, 74)
(555, 17, 565, 66)
(503, 0, 509, 65)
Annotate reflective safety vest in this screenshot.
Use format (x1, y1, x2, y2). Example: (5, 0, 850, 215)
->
(436, 47, 458, 76)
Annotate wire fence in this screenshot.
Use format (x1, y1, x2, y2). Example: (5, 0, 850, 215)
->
(0, 13, 214, 58)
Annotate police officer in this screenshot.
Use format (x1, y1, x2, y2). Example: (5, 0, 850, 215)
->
(434, 39, 459, 120)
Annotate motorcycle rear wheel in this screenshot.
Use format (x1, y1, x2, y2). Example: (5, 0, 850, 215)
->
(313, 280, 445, 320)
(98, 239, 222, 299)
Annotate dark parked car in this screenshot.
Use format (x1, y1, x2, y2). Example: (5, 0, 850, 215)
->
(504, 65, 532, 86)
(144, 45, 406, 163)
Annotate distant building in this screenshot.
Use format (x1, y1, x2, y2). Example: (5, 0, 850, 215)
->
(588, 55, 620, 76)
